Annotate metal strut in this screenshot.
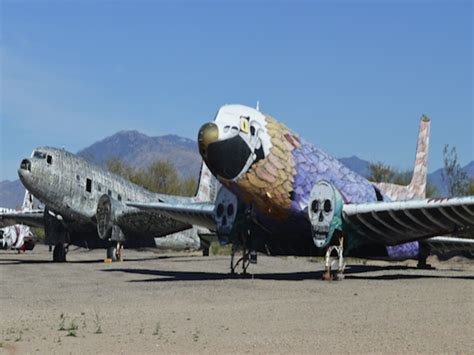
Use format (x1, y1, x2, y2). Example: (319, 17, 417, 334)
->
(322, 236, 345, 281)
(116, 242, 124, 262)
(230, 232, 251, 275)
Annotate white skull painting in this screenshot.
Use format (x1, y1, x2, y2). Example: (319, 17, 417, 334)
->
(308, 181, 337, 248)
(214, 186, 238, 237)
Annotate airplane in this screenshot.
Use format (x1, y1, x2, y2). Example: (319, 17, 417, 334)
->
(0, 191, 38, 252)
(2, 147, 236, 262)
(128, 104, 474, 279)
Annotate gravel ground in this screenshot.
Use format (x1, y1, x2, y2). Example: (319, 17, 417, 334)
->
(1, 245, 473, 354)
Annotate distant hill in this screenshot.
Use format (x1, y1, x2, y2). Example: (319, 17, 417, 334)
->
(77, 130, 201, 178)
(0, 180, 25, 209)
(338, 156, 371, 177)
(0, 130, 472, 208)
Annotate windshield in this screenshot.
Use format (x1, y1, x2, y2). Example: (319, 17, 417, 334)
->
(33, 151, 47, 159)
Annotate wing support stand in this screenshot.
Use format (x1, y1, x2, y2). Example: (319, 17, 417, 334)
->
(322, 235, 345, 281)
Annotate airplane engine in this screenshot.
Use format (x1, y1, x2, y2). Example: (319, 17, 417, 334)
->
(308, 181, 344, 248)
(214, 186, 238, 243)
(96, 194, 125, 242)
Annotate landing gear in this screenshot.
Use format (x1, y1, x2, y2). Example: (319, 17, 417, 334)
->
(229, 229, 257, 275)
(107, 242, 123, 262)
(230, 243, 252, 275)
(417, 243, 434, 269)
(202, 247, 210, 257)
(53, 243, 67, 262)
(322, 236, 345, 281)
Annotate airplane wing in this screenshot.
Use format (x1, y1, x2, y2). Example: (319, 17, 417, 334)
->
(343, 196, 474, 245)
(126, 202, 216, 230)
(422, 236, 474, 257)
(0, 209, 44, 228)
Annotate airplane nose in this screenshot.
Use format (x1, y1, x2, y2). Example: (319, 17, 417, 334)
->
(198, 122, 219, 159)
(20, 159, 31, 172)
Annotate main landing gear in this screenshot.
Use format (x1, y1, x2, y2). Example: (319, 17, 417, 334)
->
(107, 242, 124, 262)
(323, 236, 345, 281)
(53, 243, 68, 262)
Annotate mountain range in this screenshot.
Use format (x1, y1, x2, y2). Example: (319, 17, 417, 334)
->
(1, 131, 472, 208)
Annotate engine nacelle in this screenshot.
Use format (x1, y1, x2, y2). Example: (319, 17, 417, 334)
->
(96, 194, 125, 242)
(214, 186, 238, 243)
(308, 181, 344, 248)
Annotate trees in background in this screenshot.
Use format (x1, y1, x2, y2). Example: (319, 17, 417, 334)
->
(442, 145, 470, 197)
(106, 158, 197, 196)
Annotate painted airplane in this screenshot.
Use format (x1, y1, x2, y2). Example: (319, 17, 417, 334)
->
(2, 148, 235, 262)
(129, 104, 474, 279)
(0, 191, 39, 252)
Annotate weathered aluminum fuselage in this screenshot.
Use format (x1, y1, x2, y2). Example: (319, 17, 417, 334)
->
(18, 147, 201, 249)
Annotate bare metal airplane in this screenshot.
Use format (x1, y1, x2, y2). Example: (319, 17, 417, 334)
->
(1, 148, 236, 262)
(128, 104, 474, 279)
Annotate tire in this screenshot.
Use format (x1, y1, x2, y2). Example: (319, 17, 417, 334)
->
(53, 243, 66, 262)
(106, 246, 118, 262)
(202, 247, 210, 257)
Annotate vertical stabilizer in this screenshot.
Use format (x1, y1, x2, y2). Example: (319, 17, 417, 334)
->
(408, 115, 430, 199)
(375, 115, 430, 201)
(194, 162, 220, 203)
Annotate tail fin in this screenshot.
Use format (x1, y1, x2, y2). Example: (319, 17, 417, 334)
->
(407, 114, 430, 198)
(375, 115, 430, 200)
(194, 161, 220, 203)
(21, 190, 34, 211)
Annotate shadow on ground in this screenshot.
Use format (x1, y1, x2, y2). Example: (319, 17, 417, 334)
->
(104, 264, 474, 282)
(0, 254, 195, 265)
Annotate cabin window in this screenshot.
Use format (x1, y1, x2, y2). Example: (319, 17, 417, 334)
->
(108, 189, 112, 197)
(86, 178, 92, 193)
(33, 151, 46, 159)
(97, 183, 102, 192)
(47, 155, 53, 165)
(117, 194, 122, 201)
(76, 174, 80, 181)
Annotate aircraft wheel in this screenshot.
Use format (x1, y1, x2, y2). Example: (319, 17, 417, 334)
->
(106, 246, 118, 262)
(53, 243, 67, 262)
(202, 247, 209, 257)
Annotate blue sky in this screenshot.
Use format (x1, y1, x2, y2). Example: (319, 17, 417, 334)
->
(1, 0, 472, 181)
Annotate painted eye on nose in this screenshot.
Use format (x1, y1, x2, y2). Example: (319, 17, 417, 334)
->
(311, 200, 319, 213)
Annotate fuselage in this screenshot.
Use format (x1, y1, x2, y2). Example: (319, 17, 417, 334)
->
(199, 104, 418, 258)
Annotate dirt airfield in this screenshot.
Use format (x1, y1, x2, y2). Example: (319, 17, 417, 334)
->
(1, 245, 473, 354)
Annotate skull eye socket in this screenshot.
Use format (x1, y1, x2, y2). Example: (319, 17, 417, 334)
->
(323, 200, 332, 213)
(227, 204, 234, 216)
(311, 200, 319, 213)
(217, 203, 224, 217)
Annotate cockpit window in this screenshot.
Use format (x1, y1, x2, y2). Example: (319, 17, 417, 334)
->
(47, 155, 53, 165)
(33, 151, 47, 159)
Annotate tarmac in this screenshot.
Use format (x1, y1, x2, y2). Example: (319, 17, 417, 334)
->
(1, 245, 473, 354)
